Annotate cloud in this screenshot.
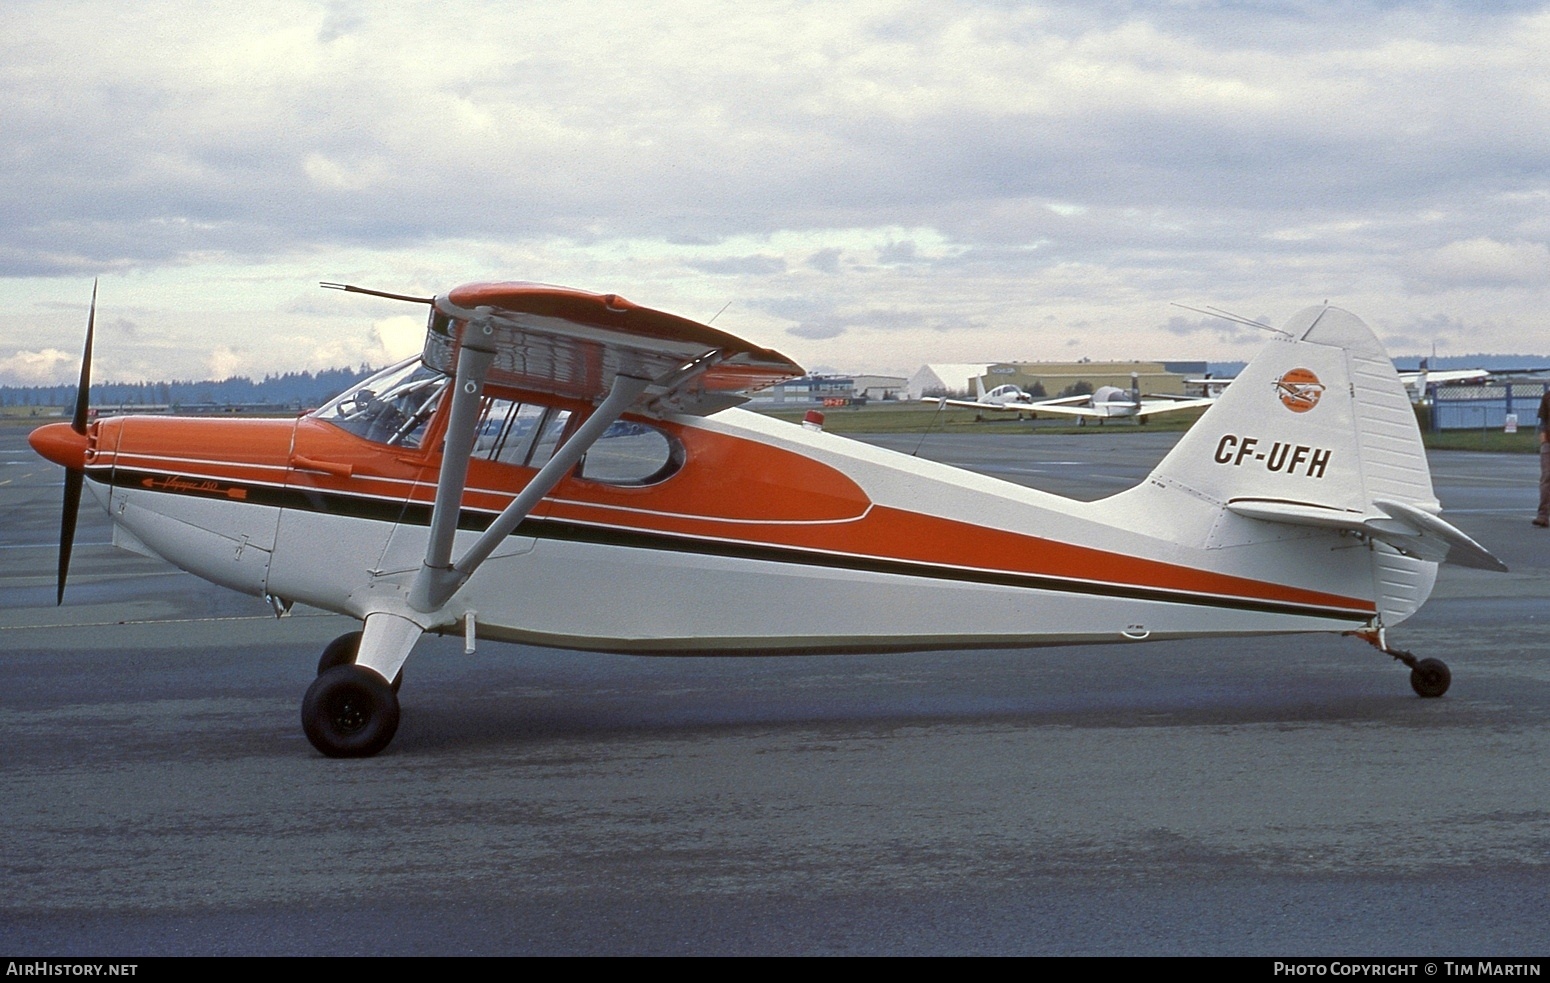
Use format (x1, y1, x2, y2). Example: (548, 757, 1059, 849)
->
(806, 248, 843, 273)
(372, 314, 425, 362)
(1406, 238, 1550, 291)
(206, 346, 245, 380)
(787, 320, 848, 340)
(1379, 311, 1477, 355)
(3, 1, 1550, 380)
(0, 348, 77, 386)
(684, 254, 788, 276)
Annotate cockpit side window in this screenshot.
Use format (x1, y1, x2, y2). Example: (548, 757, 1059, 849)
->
(312, 358, 449, 448)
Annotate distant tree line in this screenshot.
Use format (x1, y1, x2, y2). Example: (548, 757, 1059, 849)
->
(0, 365, 377, 410)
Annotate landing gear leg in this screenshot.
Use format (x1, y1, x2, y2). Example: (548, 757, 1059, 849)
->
(1353, 627, 1451, 698)
(316, 629, 401, 693)
(317, 630, 362, 674)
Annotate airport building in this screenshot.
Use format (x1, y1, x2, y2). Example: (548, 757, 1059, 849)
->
(750, 373, 909, 406)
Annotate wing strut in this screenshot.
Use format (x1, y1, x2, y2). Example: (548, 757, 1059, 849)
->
(407, 367, 651, 614)
(405, 310, 498, 613)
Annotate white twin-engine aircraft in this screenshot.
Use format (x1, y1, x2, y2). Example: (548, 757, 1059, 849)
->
(930, 374, 1216, 423)
(29, 282, 1504, 757)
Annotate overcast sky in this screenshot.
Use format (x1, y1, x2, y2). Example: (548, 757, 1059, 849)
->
(3, 0, 1549, 385)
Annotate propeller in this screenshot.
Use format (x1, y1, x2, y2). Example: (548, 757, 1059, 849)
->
(55, 280, 96, 605)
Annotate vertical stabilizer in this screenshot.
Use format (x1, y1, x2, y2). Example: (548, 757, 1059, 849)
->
(1111, 306, 1449, 627)
(1149, 307, 1434, 514)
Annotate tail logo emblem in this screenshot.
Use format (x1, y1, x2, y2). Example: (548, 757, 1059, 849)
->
(1275, 368, 1325, 413)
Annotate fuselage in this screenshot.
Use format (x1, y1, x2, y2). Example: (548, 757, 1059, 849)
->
(982, 384, 1033, 407)
(1082, 386, 1140, 418)
(38, 367, 1385, 655)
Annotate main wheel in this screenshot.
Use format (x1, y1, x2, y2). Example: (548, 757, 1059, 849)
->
(302, 665, 401, 757)
(1410, 657, 1451, 698)
(315, 629, 401, 693)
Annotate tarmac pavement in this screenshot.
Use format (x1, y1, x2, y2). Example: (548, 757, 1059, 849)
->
(2, 421, 1547, 955)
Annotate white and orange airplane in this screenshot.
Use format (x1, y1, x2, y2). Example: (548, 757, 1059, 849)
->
(29, 282, 1504, 757)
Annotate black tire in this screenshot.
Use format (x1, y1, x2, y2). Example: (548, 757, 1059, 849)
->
(315, 629, 401, 693)
(1410, 657, 1451, 699)
(302, 665, 401, 757)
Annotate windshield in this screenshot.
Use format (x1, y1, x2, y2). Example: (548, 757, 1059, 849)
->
(311, 358, 449, 448)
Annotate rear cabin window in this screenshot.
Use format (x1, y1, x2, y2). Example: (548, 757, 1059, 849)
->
(475, 398, 572, 469)
(475, 397, 680, 485)
(577, 420, 682, 486)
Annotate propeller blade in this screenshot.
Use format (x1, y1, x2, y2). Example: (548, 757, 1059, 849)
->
(72, 280, 96, 434)
(57, 279, 96, 604)
(58, 469, 82, 606)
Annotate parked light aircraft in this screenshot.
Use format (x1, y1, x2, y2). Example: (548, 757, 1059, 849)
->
(927, 374, 1214, 424)
(1018, 373, 1215, 425)
(924, 377, 1038, 413)
(29, 282, 1505, 757)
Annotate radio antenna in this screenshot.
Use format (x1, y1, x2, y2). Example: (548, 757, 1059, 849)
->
(1171, 303, 1289, 337)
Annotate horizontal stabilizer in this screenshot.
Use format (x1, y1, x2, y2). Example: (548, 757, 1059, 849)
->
(1226, 498, 1507, 571)
(1372, 499, 1508, 572)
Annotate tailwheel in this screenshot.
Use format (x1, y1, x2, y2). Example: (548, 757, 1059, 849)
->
(1409, 657, 1451, 699)
(302, 665, 401, 757)
(316, 629, 401, 693)
(1351, 629, 1452, 699)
